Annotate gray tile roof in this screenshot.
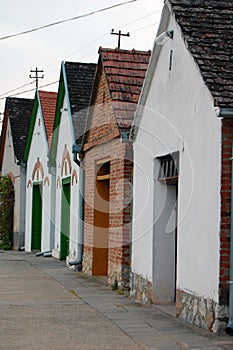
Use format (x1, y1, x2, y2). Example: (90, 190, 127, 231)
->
(7, 97, 34, 162)
(65, 62, 96, 145)
(170, 0, 233, 108)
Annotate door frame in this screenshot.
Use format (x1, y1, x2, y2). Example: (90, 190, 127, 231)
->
(152, 153, 179, 303)
(60, 177, 71, 260)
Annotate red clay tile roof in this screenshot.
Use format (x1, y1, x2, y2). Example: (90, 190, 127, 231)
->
(39, 91, 57, 149)
(170, 0, 233, 108)
(100, 47, 151, 133)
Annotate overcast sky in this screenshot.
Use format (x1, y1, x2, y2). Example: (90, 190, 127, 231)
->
(0, 0, 164, 117)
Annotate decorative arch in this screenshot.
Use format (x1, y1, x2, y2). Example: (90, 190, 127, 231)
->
(32, 158, 44, 181)
(61, 144, 72, 177)
(27, 180, 32, 188)
(57, 176, 61, 189)
(7, 172, 15, 185)
(44, 176, 50, 186)
(72, 169, 78, 185)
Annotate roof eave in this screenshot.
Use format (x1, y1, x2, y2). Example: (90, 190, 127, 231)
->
(130, 2, 172, 142)
(22, 90, 39, 163)
(49, 62, 66, 166)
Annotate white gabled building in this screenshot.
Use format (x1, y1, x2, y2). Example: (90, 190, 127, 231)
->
(0, 97, 33, 249)
(130, 0, 233, 334)
(24, 90, 57, 253)
(49, 61, 96, 264)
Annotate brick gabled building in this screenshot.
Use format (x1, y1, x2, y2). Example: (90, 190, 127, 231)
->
(82, 47, 151, 287)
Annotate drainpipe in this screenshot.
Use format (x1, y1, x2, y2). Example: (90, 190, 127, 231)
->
(217, 108, 233, 334)
(225, 142, 233, 334)
(72, 143, 84, 267)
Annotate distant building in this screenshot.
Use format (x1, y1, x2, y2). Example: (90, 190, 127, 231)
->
(0, 97, 33, 249)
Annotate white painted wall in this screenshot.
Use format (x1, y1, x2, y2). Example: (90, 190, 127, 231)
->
(132, 13, 221, 302)
(1, 118, 22, 247)
(25, 106, 52, 252)
(53, 96, 81, 260)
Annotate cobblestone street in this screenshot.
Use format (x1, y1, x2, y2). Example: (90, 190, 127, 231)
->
(0, 251, 233, 350)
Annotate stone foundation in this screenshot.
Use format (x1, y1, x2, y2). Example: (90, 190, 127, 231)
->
(107, 262, 130, 290)
(176, 289, 229, 334)
(66, 254, 82, 271)
(130, 271, 153, 304)
(82, 252, 130, 289)
(82, 250, 92, 276)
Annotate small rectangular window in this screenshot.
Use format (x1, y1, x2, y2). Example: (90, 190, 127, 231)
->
(158, 152, 179, 185)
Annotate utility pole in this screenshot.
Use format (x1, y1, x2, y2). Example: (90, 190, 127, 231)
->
(111, 29, 130, 49)
(29, 67, 44, 89)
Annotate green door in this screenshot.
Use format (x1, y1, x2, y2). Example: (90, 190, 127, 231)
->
(60, 179, 70, 260)
(31, 184, 42, 251)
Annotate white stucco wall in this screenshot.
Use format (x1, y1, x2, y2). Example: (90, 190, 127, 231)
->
(1, 118, 21, 246)
(53, 96, 82, 260)
(132, 14, 221, 302)
(25, 107, 52, 252)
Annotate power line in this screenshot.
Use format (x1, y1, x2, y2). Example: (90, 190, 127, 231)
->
(117, 9, 160, 30)
(0, 7, 160, 102)
(0, 80, 59, 101)
(131, 22, 158, 34)
(45, 10, 158, 72)
(0, 0, 138, 41)
(0, 81, 33, 97)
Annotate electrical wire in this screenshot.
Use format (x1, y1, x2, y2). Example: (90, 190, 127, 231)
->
(0, 81, 59, 101)
(0, 0, 138, 41)
(0, 8, 159, 99)
(0, 20, 158, 101)
(131, 22, 158, 34)
(45, 9, 160, 78)
(0, 81, 34, 98)
(0, 5, 161, 104)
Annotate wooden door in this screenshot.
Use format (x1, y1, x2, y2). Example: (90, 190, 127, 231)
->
(60, 180, 70, 260)
(31, 184, 42, 251)
(92, 178, 109, 276)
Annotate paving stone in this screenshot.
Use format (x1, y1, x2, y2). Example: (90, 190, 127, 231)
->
(1, 251, 233, 350)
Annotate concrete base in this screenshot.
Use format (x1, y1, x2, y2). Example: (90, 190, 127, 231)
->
(52, 248, 60, 259)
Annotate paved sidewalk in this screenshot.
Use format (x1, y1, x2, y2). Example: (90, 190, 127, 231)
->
(0, 251, 233, 350)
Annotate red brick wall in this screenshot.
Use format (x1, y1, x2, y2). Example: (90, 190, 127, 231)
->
(83, 66, 120, 152)
(82, 66, 133, 286)
(83, 139, 133, 285)
(220, 118, 233, 304)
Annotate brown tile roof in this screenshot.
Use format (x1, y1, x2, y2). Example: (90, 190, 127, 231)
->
(39, 91, 57, 149)
(170, 0, 233, 108)
(100, 47, 151, 133)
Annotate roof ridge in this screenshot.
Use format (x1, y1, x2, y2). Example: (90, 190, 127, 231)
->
(99, 46, 151, 55)
(64, 61, 96, 66)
